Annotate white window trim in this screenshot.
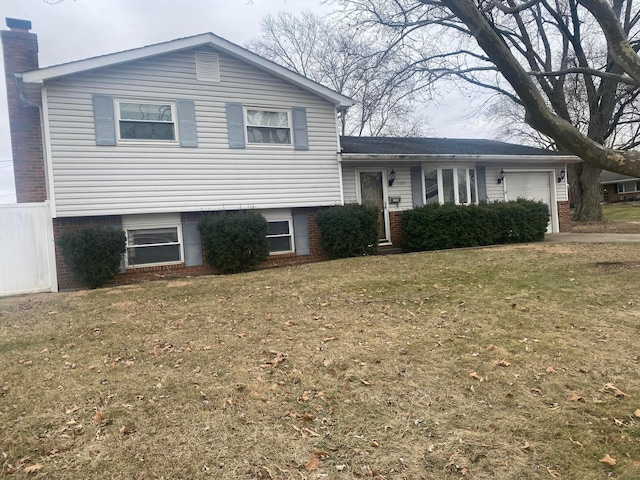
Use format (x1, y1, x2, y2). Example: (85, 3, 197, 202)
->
(116, 99, 179, 145)
(122, 214, 184, 269)
(243, 107, 293, 148)
(262, 209, 295, 255)
(422, 165, 477, 206)
(618, 181, 640, 194)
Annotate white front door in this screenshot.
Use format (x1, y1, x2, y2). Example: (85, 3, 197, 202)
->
(357, 170, 390, 243)
(505, 171, 557, 233)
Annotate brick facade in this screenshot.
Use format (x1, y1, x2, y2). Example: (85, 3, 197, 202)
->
(557, 201, 571, 232)
(1, 24, 47, 203)
(54, 208, 329, 290)
(388, 210, 404, 247)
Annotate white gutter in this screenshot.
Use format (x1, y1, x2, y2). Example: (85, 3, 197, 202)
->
(340, 153, 581, 163)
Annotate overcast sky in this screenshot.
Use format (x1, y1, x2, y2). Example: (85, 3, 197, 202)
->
(0, 0, 494, 203)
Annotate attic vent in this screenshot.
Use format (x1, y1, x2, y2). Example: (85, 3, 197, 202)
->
(196, 51, 220, 82)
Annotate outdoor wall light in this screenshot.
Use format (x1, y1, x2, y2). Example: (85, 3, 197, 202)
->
(388, 169, 396, 187)
(557, 169, 566, 183)
(497, 169, 505, 185)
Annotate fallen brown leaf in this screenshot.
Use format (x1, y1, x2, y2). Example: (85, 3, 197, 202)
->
(305, 454, 321, 471)
(603, 383, 628, 398)
(599, 454, 616, 466)
(546, 466, 561, 477)
(91, 410, 105, 423)
(23, 464, 43, 474)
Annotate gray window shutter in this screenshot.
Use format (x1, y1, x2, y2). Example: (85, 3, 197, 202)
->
(226, 102, 245, 148)
(292, 107, 309, 150)
(410, 167, 424, 207)
(182, 220, 203, 267)
(476, 166, 487, 201)
(177, 99, 198, 147)
(92, 94, 116, 145)
(293, 213, 310, 255)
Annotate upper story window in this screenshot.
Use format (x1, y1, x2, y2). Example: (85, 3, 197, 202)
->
(117, 100, 176, 142)
(424, 167, 477, 205)
(245, 108, 291, 145)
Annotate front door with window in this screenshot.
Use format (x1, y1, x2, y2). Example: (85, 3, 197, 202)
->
(358, 170, 390, 243)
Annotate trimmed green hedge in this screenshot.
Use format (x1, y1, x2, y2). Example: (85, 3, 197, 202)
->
(402, 199, 549, 251)
(198, 211, 269, 274)
(315, 204, 379, 258)
(57, 226, 126, 289)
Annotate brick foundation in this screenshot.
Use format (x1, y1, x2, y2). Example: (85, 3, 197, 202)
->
(54, 208, 329, 291)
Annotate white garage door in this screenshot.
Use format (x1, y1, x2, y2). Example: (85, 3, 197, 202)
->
(505, 172, 555, 232)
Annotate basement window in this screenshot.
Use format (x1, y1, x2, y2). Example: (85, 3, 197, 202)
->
(123, 214, 183, 268)
(262, 210, 294, 254)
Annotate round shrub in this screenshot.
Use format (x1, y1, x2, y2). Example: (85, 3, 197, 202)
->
(315, 204, 379, 258)
(198, 211, 269, 274)
(57, 226, 126, 289)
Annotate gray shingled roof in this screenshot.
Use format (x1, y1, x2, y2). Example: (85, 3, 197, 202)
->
(340, 136, 564, 156)
(600, 170, 639, 184)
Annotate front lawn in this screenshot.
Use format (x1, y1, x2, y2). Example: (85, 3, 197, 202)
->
(603, 203, 640, 222)
(1, 243, 639, 479)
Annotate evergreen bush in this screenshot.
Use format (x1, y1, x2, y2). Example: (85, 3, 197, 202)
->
(57, 226, 126, 289)
(315, 204, 379, 258)
(402, 200, 549, 251)
(198, 211, 269, 274)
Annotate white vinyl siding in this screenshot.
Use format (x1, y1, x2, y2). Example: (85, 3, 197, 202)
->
(42, 48, 342, 217)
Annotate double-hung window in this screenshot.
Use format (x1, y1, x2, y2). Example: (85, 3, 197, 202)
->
(245, 108, 291, 145)
(123, 214, 183, 268)
(117, 100, 176, 142)
(262, 210, 295, 254)
(424, 167, 477, 205)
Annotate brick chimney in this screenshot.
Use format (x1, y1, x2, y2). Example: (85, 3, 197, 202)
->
(1, 18, 46, 203)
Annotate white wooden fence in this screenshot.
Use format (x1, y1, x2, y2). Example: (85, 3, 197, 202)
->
(0, 202, 57, 296)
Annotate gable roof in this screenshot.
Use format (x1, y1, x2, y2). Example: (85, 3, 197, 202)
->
(20, 32, 355, 110)
(340, 136, 575, 157)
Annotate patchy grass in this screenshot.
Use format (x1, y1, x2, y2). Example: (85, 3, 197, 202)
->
(603, 203, 640, 222)
(571, 204, 640, 233)
(1, 244, 640, 479)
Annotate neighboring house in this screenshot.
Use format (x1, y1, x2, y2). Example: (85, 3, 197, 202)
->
(600, 170, 640, 203)
(340, 137, 578, 245)
(2, 19, 578, 292)
(2, 19, 353, 290)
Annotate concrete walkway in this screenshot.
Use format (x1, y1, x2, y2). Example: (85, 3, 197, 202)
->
(544, 233, 640, 243)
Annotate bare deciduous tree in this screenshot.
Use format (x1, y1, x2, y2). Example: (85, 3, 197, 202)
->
(246, 10, 431, 136)
(337, 0, 640, 221)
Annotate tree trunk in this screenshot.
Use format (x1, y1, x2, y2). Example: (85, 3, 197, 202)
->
(570, 163, 603, 221)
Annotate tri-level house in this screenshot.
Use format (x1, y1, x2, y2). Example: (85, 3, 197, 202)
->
(2, 18, 354, 290)
(1, 18, 577, 293)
